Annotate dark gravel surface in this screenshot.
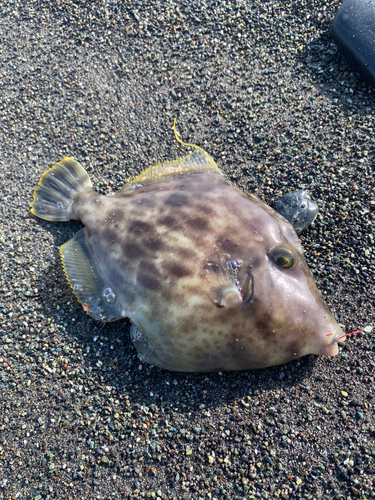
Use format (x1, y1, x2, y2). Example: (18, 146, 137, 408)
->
(0, 1, 374, 499)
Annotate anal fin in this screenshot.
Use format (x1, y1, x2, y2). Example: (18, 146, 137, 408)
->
(60, 228, 123, 322)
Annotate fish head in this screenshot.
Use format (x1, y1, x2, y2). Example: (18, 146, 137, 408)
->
(239, 200, 345, 366)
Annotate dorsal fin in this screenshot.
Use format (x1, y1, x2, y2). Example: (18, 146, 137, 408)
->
(122, 121, 221, 191)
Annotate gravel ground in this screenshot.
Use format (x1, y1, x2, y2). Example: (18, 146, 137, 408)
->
(0, 1, 374, 499)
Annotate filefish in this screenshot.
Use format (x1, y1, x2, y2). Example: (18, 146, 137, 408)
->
(30, 132, 345, 372)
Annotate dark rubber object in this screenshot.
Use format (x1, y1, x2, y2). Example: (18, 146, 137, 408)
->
(274, 190, 318, 235)
(331, 0, 375, 87)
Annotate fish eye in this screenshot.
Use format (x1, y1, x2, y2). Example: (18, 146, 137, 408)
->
(271, 248, 295, 269)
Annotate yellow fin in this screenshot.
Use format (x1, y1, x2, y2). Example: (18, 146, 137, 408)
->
(31, 158, 91, 222)
(123, 122, 221, 191)
(60, 229, 122, 322)
(123, 150, 221, 191)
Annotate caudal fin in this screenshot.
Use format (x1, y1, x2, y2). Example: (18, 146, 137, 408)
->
(31, 158, 92, 222)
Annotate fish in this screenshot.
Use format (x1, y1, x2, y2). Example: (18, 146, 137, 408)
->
(30, 129, 345, 372)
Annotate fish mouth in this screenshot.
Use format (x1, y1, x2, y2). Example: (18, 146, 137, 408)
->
(320, 329, 346, 357)
(321, 340, 339, 357)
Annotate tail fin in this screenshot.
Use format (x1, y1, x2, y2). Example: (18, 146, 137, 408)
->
(31, 158, 92, 222)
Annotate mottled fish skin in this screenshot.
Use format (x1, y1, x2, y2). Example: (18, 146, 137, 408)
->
(67, 170, 344, 372)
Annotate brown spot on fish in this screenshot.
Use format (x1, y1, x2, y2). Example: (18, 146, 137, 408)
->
(123, 241, 147, 259)
(137, 274, 159, 291)
(178, 316, 197, 337)
(138, 260, 161, 279)
(197, 204, 213, 216)
(160, 287, 176, 304)
(162, 261, 191, 278)
(176, 248, 195, 260)
(142, 238, 165, 252)
(185, 217, 209, 231)
(100, 228, 121, 246)
(226, 330, 250, 353)
(250, 308, 275, 341)
(128, 220, 153, 233)
(242, 256, 262, 273)
(165, 193, 188, 207)
(218, 237, 239, 254)
(158, 215, 177, 227)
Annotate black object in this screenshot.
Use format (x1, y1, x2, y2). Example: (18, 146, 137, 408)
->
(331, 0, 375, 86)
(274, 190, 318, 235)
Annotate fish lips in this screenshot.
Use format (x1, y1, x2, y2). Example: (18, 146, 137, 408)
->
(320, 330, 346, 357)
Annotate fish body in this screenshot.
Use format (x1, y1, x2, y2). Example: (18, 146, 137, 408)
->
(31, 147, 344, 372)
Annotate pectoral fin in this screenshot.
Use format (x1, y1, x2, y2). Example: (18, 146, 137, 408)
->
(204, 253, 253, 307)
(205, 257, 240, 308)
